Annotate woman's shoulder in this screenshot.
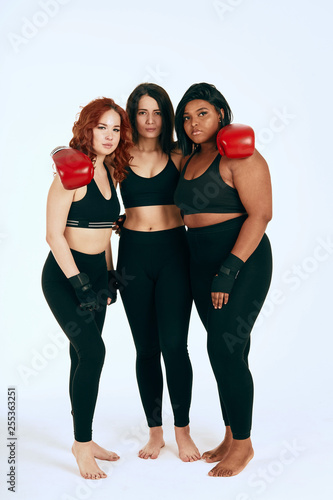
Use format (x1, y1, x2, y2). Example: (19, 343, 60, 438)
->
(226, 149, 270, 191)
(170, 148, 182, 171)
(170, 146, 192, 173)
(228, 149, 268, 173)
(47, 173, 76, 210)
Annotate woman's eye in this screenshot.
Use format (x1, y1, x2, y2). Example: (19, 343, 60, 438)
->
(98, 126, 106, 129)
(183, 116, 189, 121)
(114, 128, 120, 133)
(199, 112, 207, 117)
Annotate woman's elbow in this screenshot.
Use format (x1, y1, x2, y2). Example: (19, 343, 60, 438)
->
(260, 211, 272, 225)
(264, 210, 273, 223)
(46, 232, 54, 247)
(46, 230, 62, 247)
(247, 211, 272, 224)
(259, 205, 273, 223)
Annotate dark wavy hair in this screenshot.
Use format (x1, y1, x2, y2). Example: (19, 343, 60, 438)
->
(126, 83, 176, 154)
(175, 83, 233, 156)
(69, 97, 133, 182)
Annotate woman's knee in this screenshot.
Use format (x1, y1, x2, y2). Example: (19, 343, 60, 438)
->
(78, 337, 106, 366)
(160, 338, 188, 362)
(207, 333, 247, 368)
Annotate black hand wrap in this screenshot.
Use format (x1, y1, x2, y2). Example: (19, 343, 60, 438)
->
(106, 270, 119, 305)
(211, 253, 244, 294)
(115, 214, 126, 230)
(68, 272, 99, 311)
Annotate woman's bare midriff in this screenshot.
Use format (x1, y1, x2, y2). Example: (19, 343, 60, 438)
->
(184, 212, 246, 229)
(124, 205, 184, 231)
(64, 227, 113, 254)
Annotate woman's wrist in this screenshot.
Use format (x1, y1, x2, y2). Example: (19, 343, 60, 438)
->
(211, 253, 245, 294)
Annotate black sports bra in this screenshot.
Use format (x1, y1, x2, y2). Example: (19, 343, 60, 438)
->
(174, 153, 246, 215)
(120, 157, 180, 208)
(66, 164, 120, 228)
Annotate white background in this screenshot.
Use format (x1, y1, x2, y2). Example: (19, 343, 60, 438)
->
(0, 0, 332, 499)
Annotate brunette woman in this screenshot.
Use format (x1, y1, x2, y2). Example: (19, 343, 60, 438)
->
(116, 83, 200, 462)
(174, 83, 273, 477)
(42, 97, 132, 479)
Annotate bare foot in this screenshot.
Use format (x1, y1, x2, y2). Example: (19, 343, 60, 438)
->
(208, 438, 254, 477)
(72, 441, 107, 479)
(202, 426, 233, 463)
(138, 427, 165, 459)
(175, 425, 201, 462)
(91, 441, 120, 461)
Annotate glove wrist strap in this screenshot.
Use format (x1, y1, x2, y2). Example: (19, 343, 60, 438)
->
(68, 272, 91, 290)
(217, 253, 244, 281)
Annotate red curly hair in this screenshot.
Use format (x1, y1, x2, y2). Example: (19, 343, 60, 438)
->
(69, 97, 133, 182)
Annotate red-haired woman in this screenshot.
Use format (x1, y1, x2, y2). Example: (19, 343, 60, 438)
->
(42, 97, 132, 480)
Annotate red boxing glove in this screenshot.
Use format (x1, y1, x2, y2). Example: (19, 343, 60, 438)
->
(50, 146, 94, 190)
(216, 124, 255, 159)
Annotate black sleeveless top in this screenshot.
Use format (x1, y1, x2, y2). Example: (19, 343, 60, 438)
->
(174, 153, 246, 215)
(120, 158, 180, 208)
(66, 164, 120, 228)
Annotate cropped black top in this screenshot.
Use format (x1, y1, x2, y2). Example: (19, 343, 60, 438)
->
(120, 158, 180, 208)
(66, 164, 120, 228)
(174, 153, 246, 215)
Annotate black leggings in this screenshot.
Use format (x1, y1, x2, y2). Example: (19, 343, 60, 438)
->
(41, 249, 108, 442)
(187, 215, 272, 439)
(117, 225, 193, 428)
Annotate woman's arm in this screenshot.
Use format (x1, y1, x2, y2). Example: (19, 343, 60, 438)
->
(45, 175, 80, 278)
(211, 150, 272, 309)
(104, 239, 114, 305)
(229, 149, 272, 261)
(105, 239, 114, 271)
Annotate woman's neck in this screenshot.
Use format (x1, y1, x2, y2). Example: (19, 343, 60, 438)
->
(94, 155, 106, 172)
(197, 140, 218, 155)
(136, 136, 161, 153)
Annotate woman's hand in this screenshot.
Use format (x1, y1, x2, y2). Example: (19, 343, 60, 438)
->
(211, 287, 229, 309)
(211, 254, 244, 308)
(106, 269, 118, 305)
(113, 214, 126, 235)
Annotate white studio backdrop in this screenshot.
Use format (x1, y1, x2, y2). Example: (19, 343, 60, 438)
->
(0, 0, 332, 499)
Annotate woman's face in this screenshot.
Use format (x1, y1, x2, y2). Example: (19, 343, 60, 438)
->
(136, 95, 162, 139)
(183, 99, 223, 145)
(92, 109, 121, 157)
